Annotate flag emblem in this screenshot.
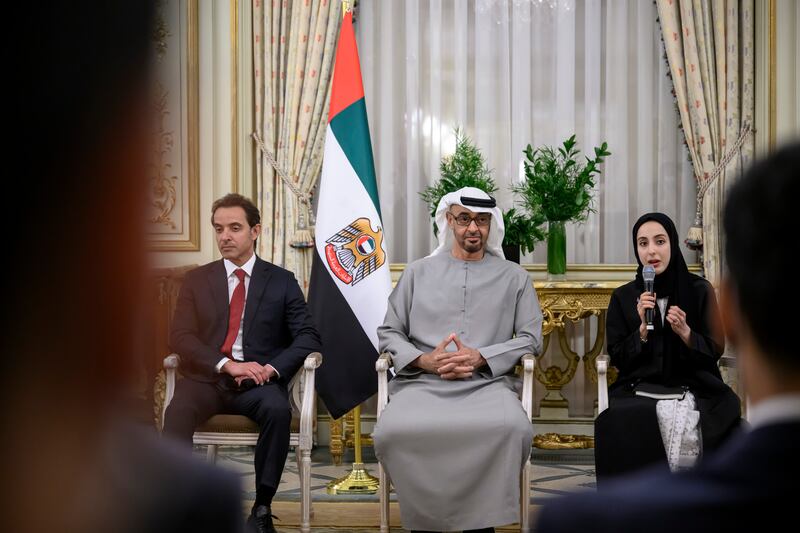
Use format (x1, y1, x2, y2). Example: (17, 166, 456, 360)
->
(324, 217, 386, 286)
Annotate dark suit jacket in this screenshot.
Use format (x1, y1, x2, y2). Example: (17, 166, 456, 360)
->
(170, 257, 321, 383)
(535, 421, 798, 532)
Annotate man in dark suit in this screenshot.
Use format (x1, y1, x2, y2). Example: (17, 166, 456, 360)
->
(535, 143, 800, 532)
(164, 193, 321, 533)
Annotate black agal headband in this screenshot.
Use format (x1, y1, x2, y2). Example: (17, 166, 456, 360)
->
(460, 195, 496, 208)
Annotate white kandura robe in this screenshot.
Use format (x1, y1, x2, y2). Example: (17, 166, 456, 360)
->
(373, 252, 542, 531)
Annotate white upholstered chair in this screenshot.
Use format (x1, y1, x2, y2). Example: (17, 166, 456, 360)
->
(375, 352, 536, 533)
(161, 352, 322, 533)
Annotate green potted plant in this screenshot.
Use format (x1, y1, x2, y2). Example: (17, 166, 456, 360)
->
(420, 129, 498, 237)
(420, 129, 546, 262)
(502, 207, 546, 263)
(515, 134, 611, 277)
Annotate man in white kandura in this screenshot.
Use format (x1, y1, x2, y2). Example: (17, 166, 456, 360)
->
(373, 187, 542, 533)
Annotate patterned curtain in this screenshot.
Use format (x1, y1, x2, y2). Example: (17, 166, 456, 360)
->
(656, 0, 755, 286)
(253, 0, 340, 291)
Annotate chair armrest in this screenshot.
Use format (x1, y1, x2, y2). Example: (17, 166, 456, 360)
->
(163, 353, 180, 405)
(376, 353, 393, 418)
(520, 353, 535, 421)
(297, 352, 322, 450)
(596, 353, 609, 414)
(164, 353, 179, 370)
(304, 351, 322, 370)
(376, 352, 392, 372)
(160, 353, 181, 431)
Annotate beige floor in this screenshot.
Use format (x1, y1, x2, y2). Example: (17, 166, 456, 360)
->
(268, 501, 543, 531)
(206, 445, 594, 532)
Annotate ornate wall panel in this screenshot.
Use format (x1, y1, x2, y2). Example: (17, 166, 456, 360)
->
(148, 0, 200, 250)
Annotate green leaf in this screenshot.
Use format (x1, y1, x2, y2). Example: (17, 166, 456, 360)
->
(502, 207, 546, 255)
(514, 134, 610, 226)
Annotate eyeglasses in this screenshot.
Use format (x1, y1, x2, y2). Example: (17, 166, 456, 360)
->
(448, 211, 492, 227)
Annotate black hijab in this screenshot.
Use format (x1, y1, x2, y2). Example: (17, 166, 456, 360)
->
(632, 212, 695, 302)
(631, 213, 702, 380)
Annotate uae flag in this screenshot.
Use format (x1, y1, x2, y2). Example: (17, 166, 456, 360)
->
(308, 10, 391, 420)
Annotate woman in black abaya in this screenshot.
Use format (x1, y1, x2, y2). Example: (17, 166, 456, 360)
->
(595, 212, 741, 482)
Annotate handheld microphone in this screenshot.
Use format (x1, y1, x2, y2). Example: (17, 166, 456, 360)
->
(643, 265, 656, 331)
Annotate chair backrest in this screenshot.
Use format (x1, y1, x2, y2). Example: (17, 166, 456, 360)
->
(151, 265, 197, 427)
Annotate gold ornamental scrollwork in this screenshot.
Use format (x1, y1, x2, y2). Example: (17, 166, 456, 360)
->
(149, 1, 177, 229)
(533, 432, 595, 449)
(329, 416, 344, 465)
(329, 408, 375, 465)
(149, 83, 178, 230)
(533, 282, 618, 408)
(153, 369, 167, 430)
(148, 0, 199, 251)
(153, 1, 170, 62)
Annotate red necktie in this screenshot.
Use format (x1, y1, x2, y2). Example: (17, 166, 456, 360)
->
(220, 268, 246, 358)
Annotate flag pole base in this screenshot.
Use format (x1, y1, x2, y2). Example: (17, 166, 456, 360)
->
(326, 462, 380, 494)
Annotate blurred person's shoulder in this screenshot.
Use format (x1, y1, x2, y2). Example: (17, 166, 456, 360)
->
(536, 453, 766, 533)
(101, 422, 242, 533)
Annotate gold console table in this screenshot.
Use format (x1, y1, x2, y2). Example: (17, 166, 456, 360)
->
(329, 409, 373, 466)
(533, 280, 623, 409)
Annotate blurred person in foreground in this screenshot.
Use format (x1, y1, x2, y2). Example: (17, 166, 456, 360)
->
(535, 143, 800, 532)
(2, 2, 241, 532)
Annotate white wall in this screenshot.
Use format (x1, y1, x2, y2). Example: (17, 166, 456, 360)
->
(775, 0, 800, 146)
(756, 0, 800, 156)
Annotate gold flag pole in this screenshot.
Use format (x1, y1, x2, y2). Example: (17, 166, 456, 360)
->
(326, 404, 380, 494)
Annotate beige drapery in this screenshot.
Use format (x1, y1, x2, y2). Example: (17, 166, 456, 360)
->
(656, 0, 754, 286)
(252, 0, 340, 291)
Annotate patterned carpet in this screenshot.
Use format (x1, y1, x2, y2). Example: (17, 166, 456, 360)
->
(198, 445, 596, 505)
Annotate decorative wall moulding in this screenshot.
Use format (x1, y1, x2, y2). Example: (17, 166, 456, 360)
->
(148, 0, 199, 251)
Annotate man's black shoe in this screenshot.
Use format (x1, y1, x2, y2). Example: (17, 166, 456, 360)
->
(246, 504, 278, 533)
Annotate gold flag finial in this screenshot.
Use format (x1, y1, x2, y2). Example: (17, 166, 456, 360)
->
(342, 1, 350, 18)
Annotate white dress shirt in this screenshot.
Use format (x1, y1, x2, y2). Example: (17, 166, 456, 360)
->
(215, 254, 279, 377)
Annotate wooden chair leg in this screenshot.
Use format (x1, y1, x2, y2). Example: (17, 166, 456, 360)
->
(520, 458, 531, 532)
(205, 444, 218, 463)
(300, 448, 312, 533)
(379, 462, 390, 533)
